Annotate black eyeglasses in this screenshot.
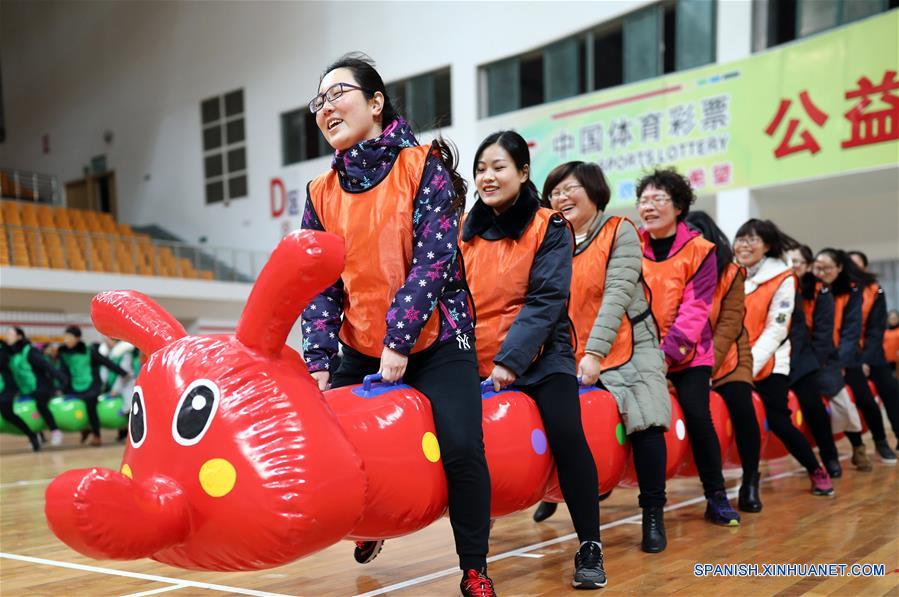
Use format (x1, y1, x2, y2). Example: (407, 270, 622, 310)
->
(308, 82, 372, 114)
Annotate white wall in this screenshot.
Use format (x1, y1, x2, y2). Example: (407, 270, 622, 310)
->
(0, 0, 653, 253)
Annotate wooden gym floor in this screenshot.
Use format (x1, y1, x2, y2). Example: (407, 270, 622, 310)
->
(1, 431, 896, 596)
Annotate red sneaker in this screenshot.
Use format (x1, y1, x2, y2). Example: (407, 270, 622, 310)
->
(460, 569, 496, 597)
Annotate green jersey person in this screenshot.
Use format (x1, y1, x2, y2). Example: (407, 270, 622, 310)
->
(5, 327, 69, 446)
(57, 326, 129, 446)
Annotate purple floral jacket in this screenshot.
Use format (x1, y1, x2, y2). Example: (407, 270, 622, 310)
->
(300, 119, 473, 372)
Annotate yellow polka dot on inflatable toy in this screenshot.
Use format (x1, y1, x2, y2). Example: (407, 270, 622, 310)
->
(121, 464, 133, 479)
(422, 432, 441, 463)
(199, 458, 237, 497)
(796, 411, 803, 427)
(75, 411, 84, 420)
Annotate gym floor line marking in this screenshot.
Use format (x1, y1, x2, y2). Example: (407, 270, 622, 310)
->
(0, 553, 295, 597)
(120, 584, 190, 597)
(352, 464, 813, 597)
(0, 478, 54, 489)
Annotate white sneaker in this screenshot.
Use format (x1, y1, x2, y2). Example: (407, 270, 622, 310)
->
(50, 430, 64, 446)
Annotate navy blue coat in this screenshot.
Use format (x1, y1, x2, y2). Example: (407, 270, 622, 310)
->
(861, 285, 888, 366)
(462, 186, 576, 386)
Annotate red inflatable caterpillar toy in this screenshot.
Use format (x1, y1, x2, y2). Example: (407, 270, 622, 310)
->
(44, 229, 631, 571)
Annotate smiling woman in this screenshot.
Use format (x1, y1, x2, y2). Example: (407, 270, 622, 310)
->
(299, 53, 496, 597)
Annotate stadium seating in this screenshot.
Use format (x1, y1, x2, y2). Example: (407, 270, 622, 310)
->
(0, 200, 215, 280)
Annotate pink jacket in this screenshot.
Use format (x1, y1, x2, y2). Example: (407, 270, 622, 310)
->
(640, 222, 717, 371)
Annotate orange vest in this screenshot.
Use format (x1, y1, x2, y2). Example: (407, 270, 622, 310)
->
(308, 145, 441, 357)
(801, 282, 823, 334)
(832, 292, 849, 348)
(460, 207, 560, 377)
(860, 283, 880, 347)
(569, 216, 640, 371)
(884, 328, 899, 364)
(710, 262, 743, 382)
(642, 234, 715, 364)
(744, 269, 793, 381)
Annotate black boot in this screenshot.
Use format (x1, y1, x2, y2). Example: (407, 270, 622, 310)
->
(738, 472, 762, 513)
(641, 507, 666, 553)
(532, 501, 558, 522)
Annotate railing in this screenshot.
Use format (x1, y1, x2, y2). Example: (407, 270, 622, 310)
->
(0, 169, 61, 204)
(2, 224, 269, 282)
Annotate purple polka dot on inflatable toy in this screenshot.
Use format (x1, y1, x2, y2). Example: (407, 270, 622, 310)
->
(531, 429, 547, 455)
(764, 419, 769, 433)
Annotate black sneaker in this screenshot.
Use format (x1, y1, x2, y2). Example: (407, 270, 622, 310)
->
(353, 540, 384, 564)
(824, 458, 842, 478)
(598, 490, 613, 502)
(533, 501, 557, 522)
(572, 541, 607, 589)
(874, 440, 897, 464)
(29, 434, 41, 452)
(460, 569, 496, 597)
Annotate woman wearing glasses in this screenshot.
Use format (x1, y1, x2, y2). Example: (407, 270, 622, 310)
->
(534, 161, 670, 553)
(636, 168, 740, 527)
(300, 54, 495, 597)
(733, 220, 834, 496)
(460, 133, 607, 589)
(685, 211, 761, 513)
(814, 249, 898, 467)
(786, 244, 844, 479)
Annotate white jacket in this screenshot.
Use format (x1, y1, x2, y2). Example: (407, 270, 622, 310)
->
(745, 256, 795, 378)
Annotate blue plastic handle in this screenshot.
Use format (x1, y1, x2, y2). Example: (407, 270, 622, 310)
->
(480, 380, 495, 395)
(362, 373, 402, 392)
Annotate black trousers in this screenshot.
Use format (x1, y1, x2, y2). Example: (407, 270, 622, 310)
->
(332, 339, 491, 571)
(755, 374, 821, 473)
(1, 388, 36, 438)
(630, 425, 667, 508)
(716, 381, 761, 478)
(667, 366, 725, 497)
(32, 388, 59, 431)
(515, 374, 600, 543)
(791, 372, 839, 462)
(69, 387, 102, 436)
(844, 366, 887, 446)
(869, 363, 899, 440)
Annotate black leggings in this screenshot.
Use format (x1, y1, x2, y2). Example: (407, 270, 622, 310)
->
(791, 372, 838, 462)
(630, 425, 667, 508)
(844, 366, 886, 446)
(755, 374, 821, 473)
(869, 363, 899, 439)
(716, 381, 761, 478)
(33, 388, 58, 431)
(69, 389, 102, 436)
(667, 367, 725, 497)
(1, 388, 36, 438)
(516, 374, 600, 544)
(332, 339, 491, 571)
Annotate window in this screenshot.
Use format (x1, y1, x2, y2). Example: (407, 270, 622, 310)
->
(481, 0, 713, 117)
(201, 89, 248, 205)
(387, 67, 452, 131)
(754, 0, 895, 51)
(281, 108, 331, 165)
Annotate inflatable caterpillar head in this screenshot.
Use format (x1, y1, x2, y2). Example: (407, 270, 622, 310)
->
(45, 230, 368, 571)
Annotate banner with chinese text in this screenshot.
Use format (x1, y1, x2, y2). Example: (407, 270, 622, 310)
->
(477, 10, 899, 208)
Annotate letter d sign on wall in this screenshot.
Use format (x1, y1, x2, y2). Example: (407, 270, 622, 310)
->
(270, 178, 286, 218)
